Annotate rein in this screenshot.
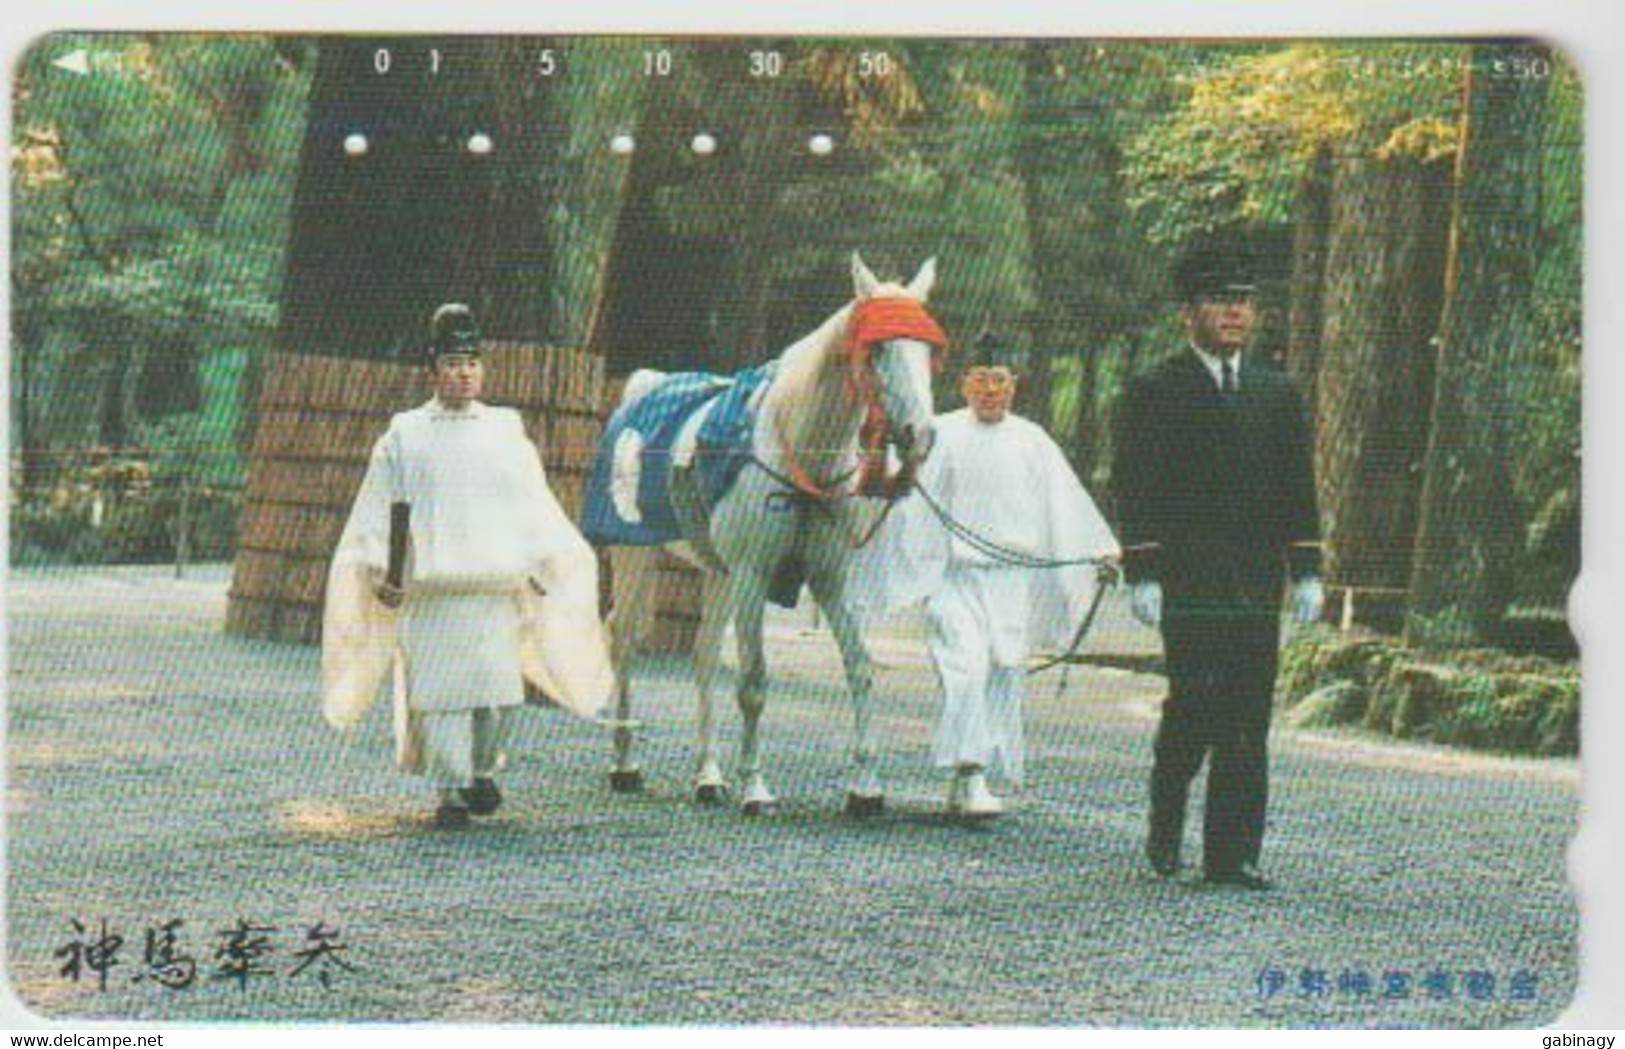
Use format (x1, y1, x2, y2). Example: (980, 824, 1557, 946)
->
(745, 454, 901, 550)
(912, 479, 1121, 678)
(913, 482, 1112, 571)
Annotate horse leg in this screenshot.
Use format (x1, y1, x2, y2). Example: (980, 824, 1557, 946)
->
(691, 570, 731, 803)
(808, 571, 884, 818)
(606, 546, 659, 793)
(732, 580, 776, 815)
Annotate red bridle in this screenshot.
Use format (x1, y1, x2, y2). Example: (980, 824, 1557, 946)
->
(770, 296, 949, 504)
(848, 297, 948, 499)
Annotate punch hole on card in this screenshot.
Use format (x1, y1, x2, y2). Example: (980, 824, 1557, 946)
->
(4, 31, 1589, 1032)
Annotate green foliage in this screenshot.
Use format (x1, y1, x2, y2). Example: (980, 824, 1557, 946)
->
(9, 435, 242, 567)
(1123, 42, 1463, 242)
(552, 38, 647, 348)
(12, 33, 311, 456)
(1279, 630, 1578, 756)
(1512, 51, 1583, 605)
(8, 36, 1581, 635)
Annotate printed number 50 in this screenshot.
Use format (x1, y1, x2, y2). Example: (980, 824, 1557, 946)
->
(857, 52, 892, 78)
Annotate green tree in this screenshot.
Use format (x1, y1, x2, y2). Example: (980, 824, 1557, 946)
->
(12, 34, 309, 463)
(1408, 44, 1556, 646)
(1123, 43, 1471, 630)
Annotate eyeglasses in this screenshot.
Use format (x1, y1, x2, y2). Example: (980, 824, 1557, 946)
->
(1196, 289, 1257, 307)
(963, 368, 1014, 388)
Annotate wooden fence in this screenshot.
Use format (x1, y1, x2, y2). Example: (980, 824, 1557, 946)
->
(226, 348, 703, 650)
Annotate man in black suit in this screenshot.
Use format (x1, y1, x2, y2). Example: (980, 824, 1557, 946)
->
(1112, 232, 1323, 891)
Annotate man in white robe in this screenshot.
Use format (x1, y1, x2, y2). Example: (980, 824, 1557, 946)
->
(853, 349, 1119, 818)
(321, 304, 614, 829)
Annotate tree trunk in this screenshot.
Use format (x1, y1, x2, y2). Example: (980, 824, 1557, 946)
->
(482, 38, 564, 342)
(1315, 153, 1453, 633)
(1287, 144, 1333, 413)
(1013, 43, 1069, 433)
(588, 67, 725, 376)
(279, 37, 555, 360)
(698, 45, 801, 371)
(11, 294, 42, 486)
(97, 318, 133, 448)
(1406, 44, 1551, 647)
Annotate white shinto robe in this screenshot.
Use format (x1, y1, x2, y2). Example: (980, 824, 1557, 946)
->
(321, 399, 614, 771)
(851, 408, 1119, 781)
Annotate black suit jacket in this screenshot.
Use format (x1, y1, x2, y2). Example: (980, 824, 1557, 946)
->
(1112, 348, 1320, 612)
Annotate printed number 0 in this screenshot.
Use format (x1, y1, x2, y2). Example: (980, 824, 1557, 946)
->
(857, 52, 891, 78)
(374, 48, 391, 75)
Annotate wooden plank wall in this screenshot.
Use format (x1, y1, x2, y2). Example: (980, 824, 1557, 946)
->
(226, 346, 652, 645)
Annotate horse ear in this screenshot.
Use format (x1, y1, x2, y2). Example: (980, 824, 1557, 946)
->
(852, 252, 880, 299)
(906, 257, 938, 300)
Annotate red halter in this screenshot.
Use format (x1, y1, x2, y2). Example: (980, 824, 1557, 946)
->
(771, 296, 948, 504)
(846, 297, 948, 498)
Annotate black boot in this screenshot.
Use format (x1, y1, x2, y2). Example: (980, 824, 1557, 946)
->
(1146, 778, 1186, 877)
(434, 799, 471, 830)
(460, 777, 503, 816)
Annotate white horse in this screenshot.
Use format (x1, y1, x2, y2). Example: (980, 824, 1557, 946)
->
(601, 253, 942, 815)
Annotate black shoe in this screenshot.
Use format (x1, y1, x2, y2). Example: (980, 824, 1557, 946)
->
(1146, 840, 1181, 878)
(460, 777, 503, 816)
(433, 800, 472, 830)
(1204, 864, 1273, 891)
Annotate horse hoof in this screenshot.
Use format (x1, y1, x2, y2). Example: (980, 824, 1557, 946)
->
(843, 793, 886, 819)
(609, 769, 645, 794)
(695, 783, 726, 806)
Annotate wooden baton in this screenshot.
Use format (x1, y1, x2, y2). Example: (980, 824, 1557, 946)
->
(386, 501, 410, 592)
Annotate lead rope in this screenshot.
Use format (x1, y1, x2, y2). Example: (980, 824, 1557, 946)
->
(911, 480, 1121, 682)
(745, 452, 908, 551)
(913, 482, 1112, 571)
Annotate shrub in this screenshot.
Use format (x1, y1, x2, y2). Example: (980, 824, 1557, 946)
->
(9, 446, 240, 566)
(1278, 630, 1578, 756)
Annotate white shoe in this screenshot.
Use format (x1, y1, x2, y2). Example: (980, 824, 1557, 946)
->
(947, 768, 1004, 819)
(959, 772, 1005, 818)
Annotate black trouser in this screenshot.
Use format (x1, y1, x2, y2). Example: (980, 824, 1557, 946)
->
(1150, 603, 1281, 874)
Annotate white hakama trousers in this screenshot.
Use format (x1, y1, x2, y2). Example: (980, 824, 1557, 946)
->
(401, 589, 525, 789)
(926, 565, 1031, 784)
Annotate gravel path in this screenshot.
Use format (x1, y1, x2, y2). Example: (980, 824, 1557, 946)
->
(4, 566, 1579, 1027)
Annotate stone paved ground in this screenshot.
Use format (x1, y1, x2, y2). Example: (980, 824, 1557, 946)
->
(3, 566, 1582, 1027)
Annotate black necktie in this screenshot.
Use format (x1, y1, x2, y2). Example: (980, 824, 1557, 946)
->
(1220, 359, 1238, 400)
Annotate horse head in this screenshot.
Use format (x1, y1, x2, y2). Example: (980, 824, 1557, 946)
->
(849, 253, 943, 490)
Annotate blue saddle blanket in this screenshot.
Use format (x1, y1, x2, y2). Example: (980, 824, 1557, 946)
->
(582, 364, 775, 546)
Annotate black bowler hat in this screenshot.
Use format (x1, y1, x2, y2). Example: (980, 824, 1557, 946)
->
(966, 328, 1025, 374)
(1173, 228, 1272, 303)
(427, 303, 481, 362)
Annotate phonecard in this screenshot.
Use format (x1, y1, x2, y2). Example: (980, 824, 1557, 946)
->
(5, 28, 1602, 1034)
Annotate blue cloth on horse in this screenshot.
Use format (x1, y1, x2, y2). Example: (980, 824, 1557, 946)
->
(694, 363, 774, 507)
(581, 365, 774, 547)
